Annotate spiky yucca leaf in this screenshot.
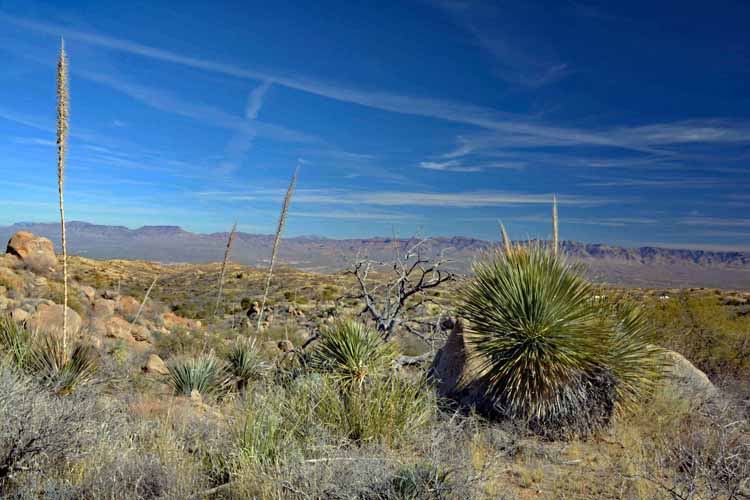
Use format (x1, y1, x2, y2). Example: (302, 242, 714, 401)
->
(0, 315, 34, 369)
(603, 300, 666, 412)
(227, 338, 268, 389)
(167, 354, 232, 396)
(459, 246, 610, 423)
(311, 320, 396, 388)
(31, 335, 97, 394)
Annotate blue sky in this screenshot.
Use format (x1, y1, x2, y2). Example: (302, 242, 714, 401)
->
(0, 0, 749, 249)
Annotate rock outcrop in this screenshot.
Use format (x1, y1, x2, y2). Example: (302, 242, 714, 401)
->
(6, 232, 57, 274)
(662, 350, 719, 401)
(143, 354, 169, 375)
(26, 303, 82, 336)
(428, 319, 490, 413)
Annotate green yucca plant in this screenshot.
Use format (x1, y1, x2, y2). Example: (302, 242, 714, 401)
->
(0, 315, 34, 369)
(310, 320, 396, 388)
(603, 299, 666, 411)
(0, 316, 97, 394)
(459, 245, 662, 433)
(166, 354, 232, 396)
(31, 335, 98, 395)
(227, 338, 268, 389)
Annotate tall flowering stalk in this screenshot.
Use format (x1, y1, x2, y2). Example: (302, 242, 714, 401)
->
(56, 39, 70, 353)
(552, 195, 559, 257)
(213, 222, 237, 317)
(256, 166, 299, 331)
(499, 220, 512, 254)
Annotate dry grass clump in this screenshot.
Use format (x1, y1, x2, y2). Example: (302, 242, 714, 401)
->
(0, 364, 103, 490)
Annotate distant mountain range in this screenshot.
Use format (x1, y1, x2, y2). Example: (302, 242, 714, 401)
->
(2, 221, 750, 289)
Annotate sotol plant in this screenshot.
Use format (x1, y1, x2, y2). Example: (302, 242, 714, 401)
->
(458, 199, 664, 434)
(0, 317, 97, 394)
(166, 354, 232, 396)
(227, 338, 267, 389)
(311, 320, 397, 388)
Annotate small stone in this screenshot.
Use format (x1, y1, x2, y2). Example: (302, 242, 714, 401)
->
(190, 389, 202, 405)
(277, 340, 294, 353)
(10, 308, 28, 322)
(79, 285, 96, 302)
(143, 354, 169, 375)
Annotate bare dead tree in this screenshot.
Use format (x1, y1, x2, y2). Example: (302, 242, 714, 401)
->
(345, 239, 454, 341)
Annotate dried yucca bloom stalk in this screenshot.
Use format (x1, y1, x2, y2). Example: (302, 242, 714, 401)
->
(499, 220, 512, 254)
(552, 195, 559, 257)
(133, 275, 159, 325)
(213, 222, 237, 316)
(257, 166, 299, 330)
(56, 39, 70, 353)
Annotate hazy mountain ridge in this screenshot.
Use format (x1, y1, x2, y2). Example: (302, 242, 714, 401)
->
(3, 221, 750, 288)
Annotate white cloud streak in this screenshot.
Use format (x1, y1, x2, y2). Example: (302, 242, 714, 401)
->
(199, 188, 614, 208)
(6, 14, 746, 155)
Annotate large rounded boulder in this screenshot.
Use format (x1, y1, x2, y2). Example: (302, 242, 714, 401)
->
(6, 231, 57, 274)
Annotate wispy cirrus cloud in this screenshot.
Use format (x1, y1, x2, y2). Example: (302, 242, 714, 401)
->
(678, 216, 750, 227)
(6, 13, 746, 155)
(418, 159, 524, 172)
(443, 120, 750, 159)
(579, 176, 734, 188)
(429, 0, 571, 87)
(290, 209, 419, 222)
(218, 80, 273, 174)
(509, 214, 658, 227)
(199, 188, 615, 208)
(78, 70, 314, 144)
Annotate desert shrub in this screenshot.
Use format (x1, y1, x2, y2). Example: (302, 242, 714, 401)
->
(44, 281, 86, 318)
(0, 365, 101, 489)
(226, 338, 267, 390)
(647, 292, 750, 394)
(68, 453, 182, 499)
(152, 326, 224, 358)
(653, 399, 750, 499)
(365, 461, 456, 500)
(166, 354, 231, 397)
(311, 320, 396, 388)
(458, 246, 663, 435)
